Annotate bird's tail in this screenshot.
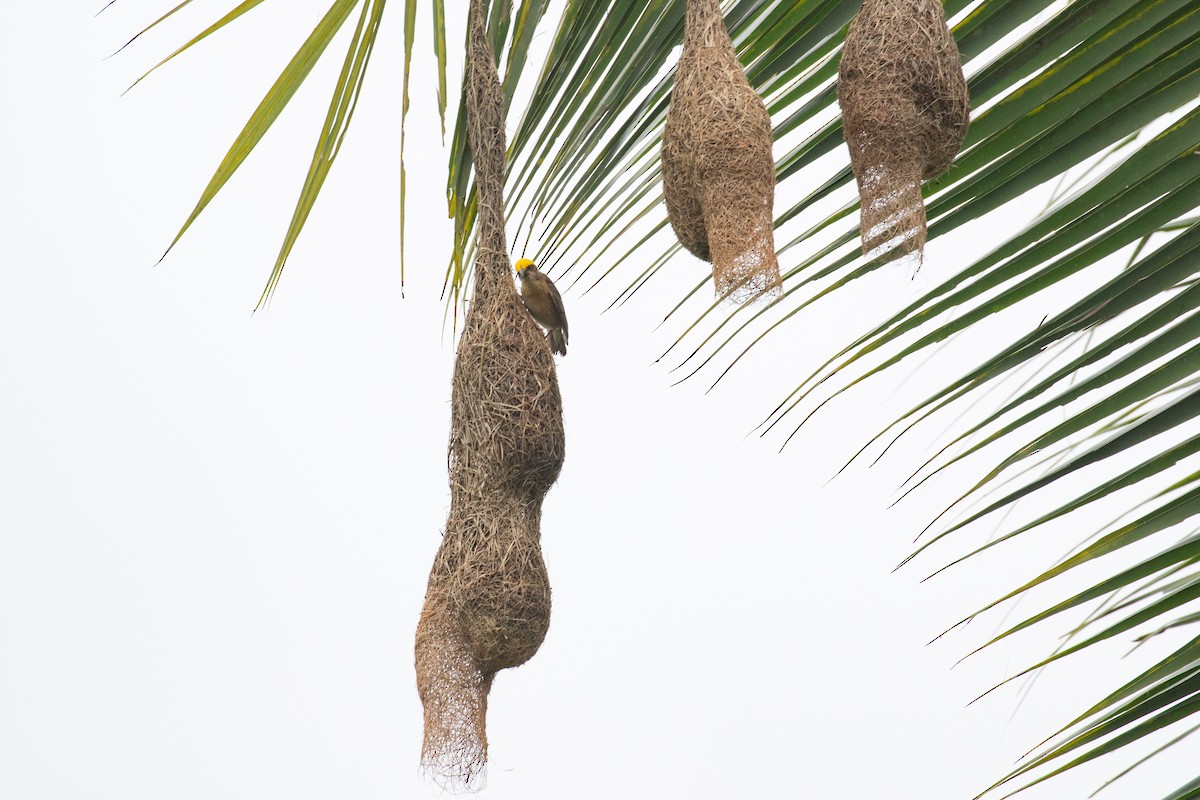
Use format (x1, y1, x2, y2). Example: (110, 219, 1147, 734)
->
(549, 330, 567, 357)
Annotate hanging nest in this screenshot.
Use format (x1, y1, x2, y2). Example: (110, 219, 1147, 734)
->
(662, 0, 781, 304)
(838, 0, 970, 262)
(414, 0, 564, 790)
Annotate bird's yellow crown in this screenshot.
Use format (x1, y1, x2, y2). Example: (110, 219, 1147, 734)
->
(515, 257, 536, 274)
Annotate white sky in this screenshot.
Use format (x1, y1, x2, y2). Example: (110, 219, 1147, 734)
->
(1, 3, 1196, 799)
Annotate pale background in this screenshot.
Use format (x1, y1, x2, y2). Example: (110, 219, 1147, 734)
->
(1, 3, 1194, 798)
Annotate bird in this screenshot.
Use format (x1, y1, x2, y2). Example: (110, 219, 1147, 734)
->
(515, 258, 568, 356)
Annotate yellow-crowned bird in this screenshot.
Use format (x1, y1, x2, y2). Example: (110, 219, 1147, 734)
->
(515, 258, 568, 356)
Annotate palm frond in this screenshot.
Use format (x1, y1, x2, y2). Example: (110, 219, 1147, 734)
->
(120, 0, 1200, 795)
(124, 0, 385, 306)
(459, 2, 1200, 797)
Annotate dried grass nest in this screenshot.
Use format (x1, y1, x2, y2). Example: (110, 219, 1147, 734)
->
(838, 0, 970, 262)
(662, 0, 781, 304)
(414, 0, 564, 789)
(414, 276, 563, 789)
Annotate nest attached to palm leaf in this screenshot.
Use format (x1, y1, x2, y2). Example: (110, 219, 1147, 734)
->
(838, 0, 969, 262)
(662, 0, 781, 304)
(414, 0, 564, 789)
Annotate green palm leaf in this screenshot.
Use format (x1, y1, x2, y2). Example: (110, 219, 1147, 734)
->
(449, 3, 1200, 797)
(119, 0, 1200, 796)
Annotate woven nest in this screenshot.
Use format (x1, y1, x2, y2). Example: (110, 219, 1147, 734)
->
(662, 0, 781, 304)
(414, 0, 564, 790)
(838, 0, 969, 262)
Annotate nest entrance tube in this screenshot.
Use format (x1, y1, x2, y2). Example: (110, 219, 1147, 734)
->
(414, 0, 564, 790)
(661, 0, 781, 304)
(838, 0, 970, 263)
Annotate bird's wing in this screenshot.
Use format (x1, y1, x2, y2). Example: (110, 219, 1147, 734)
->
(546, 278, 568, 342)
